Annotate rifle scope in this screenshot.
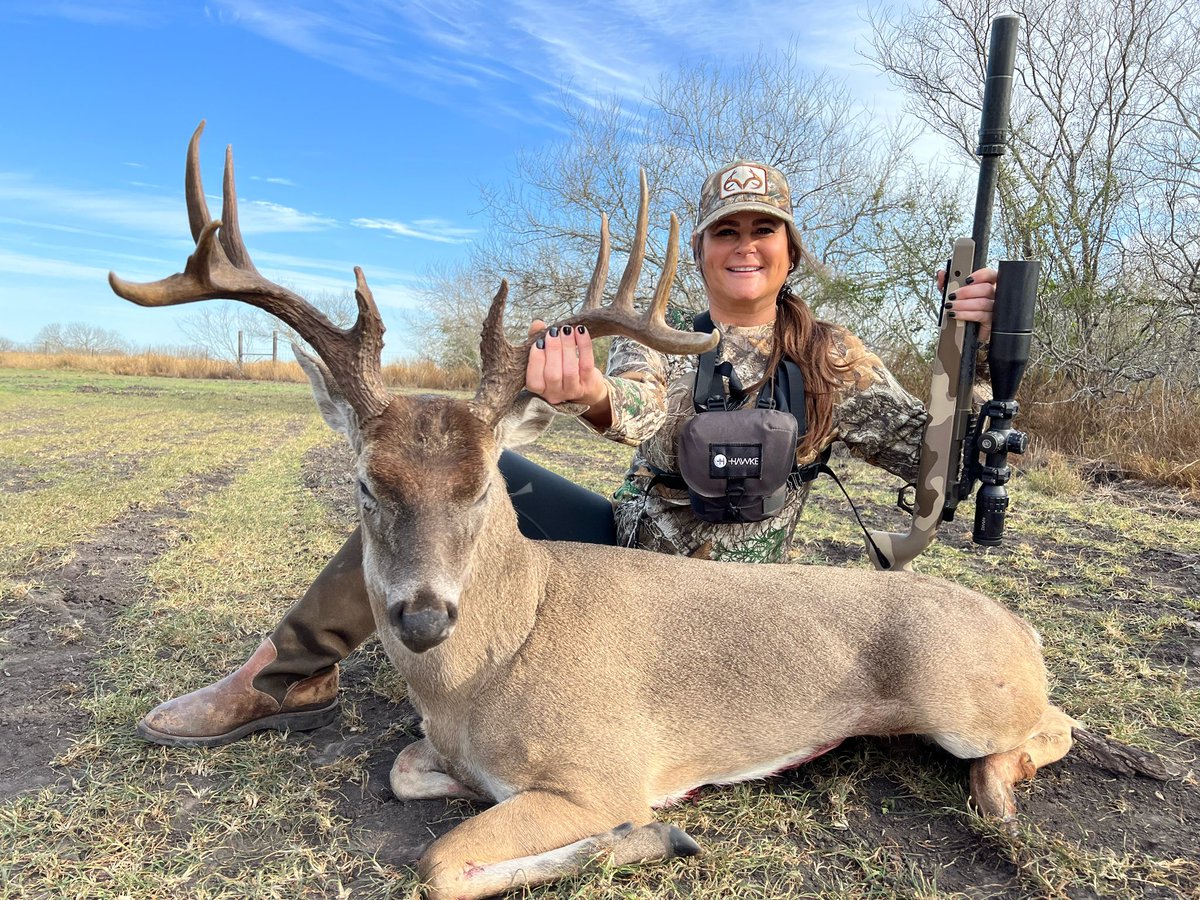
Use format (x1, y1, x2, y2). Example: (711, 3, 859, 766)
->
(972, 260, 1039, 546)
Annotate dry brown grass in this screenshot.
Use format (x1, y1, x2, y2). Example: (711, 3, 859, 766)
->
(383, 358, 477, 391)
(0, 350, 476, 391)
(1019, 376, 1199, 497)
(885, 351, 1199, 498)
(7, 347, 1193, 492)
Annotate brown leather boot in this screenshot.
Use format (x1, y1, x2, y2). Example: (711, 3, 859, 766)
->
(136, 638, 340, 748)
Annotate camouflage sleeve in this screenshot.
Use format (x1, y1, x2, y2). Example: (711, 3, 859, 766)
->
(830, 330, 928, 483)
(591, 334, 670, 446)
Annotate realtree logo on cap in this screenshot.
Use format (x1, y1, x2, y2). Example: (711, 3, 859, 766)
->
(719, 164, 768, 199)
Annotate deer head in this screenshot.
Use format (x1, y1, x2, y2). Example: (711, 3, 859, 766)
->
(110, 122, 716, 654)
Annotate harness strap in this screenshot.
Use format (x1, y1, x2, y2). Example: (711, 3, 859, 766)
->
(807, 458, 890, 564)
(692, 310, 801, 419)
(771, 359, 808, 433)
(650, 444, 832, 494)
(692, 311, 749, 411)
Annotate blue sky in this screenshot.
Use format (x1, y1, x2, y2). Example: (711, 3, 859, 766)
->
(0, 0, 917, 359)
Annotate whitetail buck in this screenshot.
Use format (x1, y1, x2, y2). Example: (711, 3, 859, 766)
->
(111, 123, 1081, 900)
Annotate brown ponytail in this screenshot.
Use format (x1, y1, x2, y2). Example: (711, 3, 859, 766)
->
(760, 283, 846, 459)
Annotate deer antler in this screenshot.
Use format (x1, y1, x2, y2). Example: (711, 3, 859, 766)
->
(470, 170, 719, 427)
(108, 121, 390, 421)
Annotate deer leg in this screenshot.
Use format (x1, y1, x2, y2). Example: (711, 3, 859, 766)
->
(390, 738, 483, 801)
(418, 789, 700, 900)
(969, 705, 1076, 821)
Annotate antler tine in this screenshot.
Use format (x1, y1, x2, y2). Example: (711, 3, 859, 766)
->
(581, 213, 609, 312)
(185, 121, 212, 243)
(611, 170, 649, 312)
(648, 212, 681, 323)
(470, 279, 526, 427)
(220, 142, 255, 272)
(109, 123, 390, 421)
(546, 170, 713, 353)
(561, 207, 715, 355)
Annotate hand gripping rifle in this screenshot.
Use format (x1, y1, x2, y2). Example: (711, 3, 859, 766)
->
(866, 13, 1040, 571)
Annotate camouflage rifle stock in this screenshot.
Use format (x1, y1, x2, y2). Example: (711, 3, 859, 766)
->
(866, 13, 1033, 571)
(866, 238, 975, 571)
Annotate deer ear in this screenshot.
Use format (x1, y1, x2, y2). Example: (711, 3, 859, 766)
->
(292, 342, 362, 451)
(493, 391, 562, 450)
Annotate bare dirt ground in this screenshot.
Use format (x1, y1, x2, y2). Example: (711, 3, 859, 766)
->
(2, 437, 1197, 897)
(0, 472, 229, 799)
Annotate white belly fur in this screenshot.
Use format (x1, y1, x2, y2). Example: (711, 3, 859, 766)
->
(651, 743, 840, 808)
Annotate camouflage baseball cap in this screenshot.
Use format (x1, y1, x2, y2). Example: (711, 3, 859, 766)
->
(693, 160, 804, 261)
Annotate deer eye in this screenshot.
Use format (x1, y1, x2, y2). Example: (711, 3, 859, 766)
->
(358, 479, 377, 506)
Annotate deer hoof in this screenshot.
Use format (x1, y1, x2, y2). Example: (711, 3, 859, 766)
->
(667, 825, 702, 857)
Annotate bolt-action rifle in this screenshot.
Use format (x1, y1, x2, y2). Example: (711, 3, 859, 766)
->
(866, 13, 1040, 571)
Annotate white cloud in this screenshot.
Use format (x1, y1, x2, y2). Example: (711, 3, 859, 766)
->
(16, 1, 161, 26)
(251, 175, 297, 186)
(205, 0, 909, 127)
(0, 172, 185, 235)
(0, 173, 336, 238)
(237, 199, 336, 234)
(254, 264, 423, 310)
(0, 249, 111, 281)
(251, 249, 424, 286)
(351, 217, 476, 244)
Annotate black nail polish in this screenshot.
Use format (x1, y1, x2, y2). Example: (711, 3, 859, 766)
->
(945, 301, 955, 310)
(948, 292, 957, 301)
(536, 338, 545, 349)
(562, 324, 573, 335)
(549, 326, 559, 337)
(947, 311, 957, 319)
(965, 276, 975, 284)
(577, 325, 586, 334)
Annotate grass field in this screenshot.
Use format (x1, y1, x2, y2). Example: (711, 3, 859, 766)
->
(0, 367, 1197, 899)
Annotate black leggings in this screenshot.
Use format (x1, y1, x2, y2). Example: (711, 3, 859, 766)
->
(499, 450, 617, 545)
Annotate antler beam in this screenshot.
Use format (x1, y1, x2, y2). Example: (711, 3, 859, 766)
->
(108, 121, 390, 421)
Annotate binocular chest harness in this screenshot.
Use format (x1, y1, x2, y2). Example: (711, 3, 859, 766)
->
(657, 311, 831, 524)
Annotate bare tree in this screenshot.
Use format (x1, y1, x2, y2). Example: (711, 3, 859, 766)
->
(178, 303, 262, 362)
(866, 0, 1200, 395)
(62, 322, 129, 355)
(33, 322, 127, 355)
(178, 289, 358, 363)
(33, 323, 66, 353)
(472, 48, 961, 355)
(407, 260, 509, 371)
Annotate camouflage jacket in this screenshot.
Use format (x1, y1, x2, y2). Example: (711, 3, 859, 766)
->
(590, 314, 927, 563)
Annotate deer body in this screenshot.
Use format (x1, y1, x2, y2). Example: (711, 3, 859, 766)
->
(352, 402, 1062, 898)
(396, 546, 1048, 798)
(361, 400, 1048, 814)
(110, 123, 1076, 900)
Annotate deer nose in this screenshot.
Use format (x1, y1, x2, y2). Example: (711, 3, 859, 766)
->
(390, 587, 459, 653)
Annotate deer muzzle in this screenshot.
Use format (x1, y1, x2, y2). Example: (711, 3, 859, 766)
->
(389, 587, 459, 653)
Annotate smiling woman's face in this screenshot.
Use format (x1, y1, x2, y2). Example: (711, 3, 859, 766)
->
(700, 210, 791, 325)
